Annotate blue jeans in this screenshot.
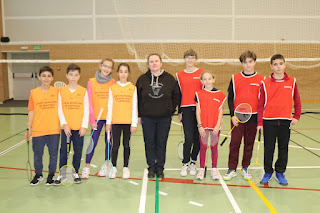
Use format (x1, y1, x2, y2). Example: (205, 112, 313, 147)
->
(59, 130, 84, 173)
(141, 116, 171, 172)
(32, 134, 60, 175)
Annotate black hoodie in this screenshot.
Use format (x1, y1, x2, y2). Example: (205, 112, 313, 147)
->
(136, 70, 180, 118)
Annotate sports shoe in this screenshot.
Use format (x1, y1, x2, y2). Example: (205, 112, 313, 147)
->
(73, 173, 82, 184)
(275, 172, 288, 186)
(196, 168, 205, 180)
(30, 174, 43, 186)
(190, 163, 197, 176)
(122, 167, 130, 179)
(82, 167, 90, 179)
(223, 169, 237, 181)
(211, 168, 219, 180)
(97, 164, 106, 177)
(54, 175, 62, 186)
(46, 173, 55, 185)
(241, 167, 252, 180)
(110, 167, 117, 179)
(180, 164, 188, 177)
(148, 171, 155, 179)
(156, 170, 164, 178)
(260, 173, 272, 184)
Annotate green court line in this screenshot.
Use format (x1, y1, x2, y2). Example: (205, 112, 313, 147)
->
(155, 176, 159, 213)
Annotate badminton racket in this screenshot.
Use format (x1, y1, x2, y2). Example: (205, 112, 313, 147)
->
(177, 124, 184, 160)
(26, 129, 32, 181)
(220, 103, 252, 146)
(60, 136, 76, 186)
(248, 130, 264, 184)
(104, 130, 114, 178)
(83, 108, 104, 154)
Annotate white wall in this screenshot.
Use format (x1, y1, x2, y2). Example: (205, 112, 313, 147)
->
(2, 0, 320, 43)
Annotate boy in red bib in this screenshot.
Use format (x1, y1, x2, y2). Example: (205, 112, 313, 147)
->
(258, 54, 301, 185)
(223, 51, 264, 181)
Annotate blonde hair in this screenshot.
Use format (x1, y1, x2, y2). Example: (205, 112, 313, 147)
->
(100, 58, 115, 68)
(200, 70, 215, 80)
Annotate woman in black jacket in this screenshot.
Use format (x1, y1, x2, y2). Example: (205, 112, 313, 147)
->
(136, 53, 180, 178)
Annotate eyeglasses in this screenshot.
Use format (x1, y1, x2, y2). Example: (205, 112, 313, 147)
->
(185, 56, 196, 60)
(101, 64, 113, 69)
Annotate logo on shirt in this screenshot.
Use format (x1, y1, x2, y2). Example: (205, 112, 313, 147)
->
(149, 82, 164, 99)
(213, 98, 220, 103)
(284, 86, 292, 89)
(250, 83, 260, 86)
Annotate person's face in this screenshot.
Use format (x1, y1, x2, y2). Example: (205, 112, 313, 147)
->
(117, 66, 129, 82)
(38, 71, 53, 86)
(270, 59, 286, 75)
(184, 55, 197, 67)
(99, 60, 113, 77)
(201, 72, 215, 89)
(148, 55, 162, 72)
(242, 58, 256, 73)
(66, 70, 80, 84)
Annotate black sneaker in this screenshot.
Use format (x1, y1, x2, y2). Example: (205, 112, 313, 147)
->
(74, 173, 82, 184)
(147, 171, 155, 179)
(54, 175, 62, 186)
(30, 174, 43, 186)
(156, 170, 164, 178)
(46, 173, 55, 186)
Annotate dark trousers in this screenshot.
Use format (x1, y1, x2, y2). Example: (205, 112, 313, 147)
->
(141, 116, 171, 172)
(59, 130, 84, 173)
(111, 124, 131, 167)
(32, 134, 60, 175)
(263, 120, 291, 173)
(181, 107, 200, 164)
(228, 122, 257, 170)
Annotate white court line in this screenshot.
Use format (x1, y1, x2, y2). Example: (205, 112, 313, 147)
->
(0, 140, 26, 157)
(90, 164, 98, 168)
(217, 170, 242, 213)
(188, 201, 203, 207)
(129, 181, 139, 186)
(171, 121, 182, 126)
(139, 169, 148, 213)
(159, 191, 168, 196)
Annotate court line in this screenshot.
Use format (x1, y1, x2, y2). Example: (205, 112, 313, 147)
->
(248, 180, 277, 213)
(217, 170, 242, 213)
(139, 169, 148, 213)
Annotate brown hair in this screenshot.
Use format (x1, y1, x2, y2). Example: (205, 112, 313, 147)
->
(147, 53, 162, 63)
(39, 66, 54, 76)
(270, 54, 285, 64)
(239, 50, 257, 63)
(66, 63, 81, 74)
(183, 49, 198, 59)
(117, 63, 131, 73)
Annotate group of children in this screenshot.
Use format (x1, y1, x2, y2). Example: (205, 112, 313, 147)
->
(177, 49, 301, 186)
(25, 49, 301, 186)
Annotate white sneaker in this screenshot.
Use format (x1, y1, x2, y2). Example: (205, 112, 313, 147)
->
(82, 167, 90, 179)
(110, 167, 117, 179)
(223, 169, 237, 181)
(196, 168, 205, 180)
(122, 167, 130, 179)
(211, 168, 219, 180)
(97, 165, 106, 177)
(241, 167, 252, 180)
(190, 163, 197, 176)
(180, 164, 188, 177)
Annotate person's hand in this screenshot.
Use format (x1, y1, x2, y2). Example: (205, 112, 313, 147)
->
(257, 126, 263, 135)
(63, 124, 72, 137)
(131, 126, 137, 133)
(138, 117, 142, 124)
(291, 118, 298, 126)
(212, 125, 219, 135)
(178, 113, 182, 122)
(199, 127, 206, 137)
(231, 116, 239, 127)
(25, 128, 32, 141)
(106, 124, 111, 132)
(79, 127, 86, 137)
(91, 123, 97, 130)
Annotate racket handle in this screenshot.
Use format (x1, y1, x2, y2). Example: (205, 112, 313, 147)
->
(258, 129, 261, 141)
(220, 137, 228, 146)
(204, 166, 207, 178)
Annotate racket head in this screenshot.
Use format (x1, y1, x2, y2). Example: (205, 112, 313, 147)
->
(83, 135, 94, 154)
(234, 103, 252, 123)
(248, 163, 264, 184)
(26, 161, 32, 181)
(60, 165, 76, 186)
(177, 141, 184, 160)
(104, 160, 114, 178)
